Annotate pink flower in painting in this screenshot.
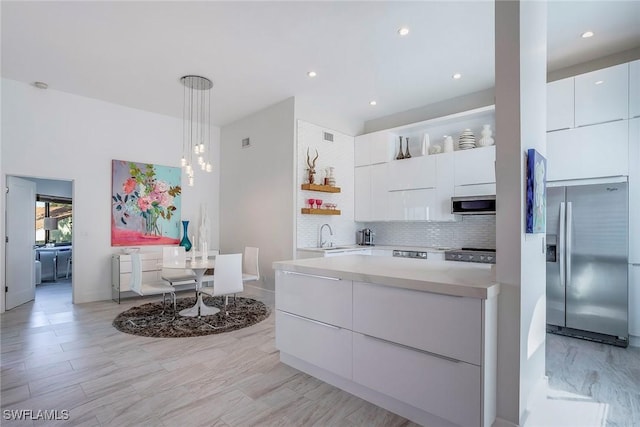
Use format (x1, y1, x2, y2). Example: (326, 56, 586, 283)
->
(137, 196, 152, 212)
(123, 178, 137, 194)
(154, 181, 169, 193)
(158, 192, 173, 208)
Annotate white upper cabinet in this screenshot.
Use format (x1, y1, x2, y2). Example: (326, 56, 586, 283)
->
(387, 156, 437, 191)
(575, 63, 629, 127)
(354, 131, 393, 167)
(630, 60, 640, 119)
(355, 164, 387, 222)
(387, 189, 437, 221)
(547, 78, 575, 131)
(354, 166, 371, 222)
(546, 120, 628, 182)
(454, 146, 496, 187)
(434, 152, 455, 221)
(354, 134, 371, 167)
(370, 163, 388, 221)
(371, 132, 394, 164)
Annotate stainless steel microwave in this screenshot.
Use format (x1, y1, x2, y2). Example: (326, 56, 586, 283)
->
(451, 195, 496, 215)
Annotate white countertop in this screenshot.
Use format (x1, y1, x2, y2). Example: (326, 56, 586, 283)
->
(273, 255, 499, 299)
(297, 244, 458, 253)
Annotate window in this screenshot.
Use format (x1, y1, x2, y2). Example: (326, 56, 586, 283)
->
(36, 195, 72, 245)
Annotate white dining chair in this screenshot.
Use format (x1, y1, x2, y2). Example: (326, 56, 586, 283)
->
(199, 253, 243, 316)
(242, 247, 260, 283)
(130, 253, 176, 320)
(198, 250, 220, 286)
(161, 246, 196, 288)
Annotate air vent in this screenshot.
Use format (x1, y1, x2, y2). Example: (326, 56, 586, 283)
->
(323, 132, 334, 142)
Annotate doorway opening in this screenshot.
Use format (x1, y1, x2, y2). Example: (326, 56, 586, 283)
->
(5, 176, 73, 311)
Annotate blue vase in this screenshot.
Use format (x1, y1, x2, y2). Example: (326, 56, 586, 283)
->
(179, 220, 192, 251)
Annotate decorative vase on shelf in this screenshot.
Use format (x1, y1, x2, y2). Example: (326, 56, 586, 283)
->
(443, 135, 454, 153)
(404, 137, 411, 158)
(478, 124, 495, 147)
(325, 167, 336, 186)
(396, 136, 405, 160)
(179, 220, 192, 252)
(421, 133, 430, 156)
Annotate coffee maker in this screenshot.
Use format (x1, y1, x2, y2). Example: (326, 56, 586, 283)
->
(357, 228, 374, 246)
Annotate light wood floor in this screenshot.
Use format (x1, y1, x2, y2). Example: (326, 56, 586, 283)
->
(1, 282, 418, 427)
(2, 283, 639, 426)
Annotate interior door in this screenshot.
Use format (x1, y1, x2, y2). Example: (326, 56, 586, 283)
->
(546, 186, 566, 327)
(5, 176, 36, 310)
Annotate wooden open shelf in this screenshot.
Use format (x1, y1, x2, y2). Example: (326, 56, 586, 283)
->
(301, 208, 341, 216)
(301, 184, 341, 193)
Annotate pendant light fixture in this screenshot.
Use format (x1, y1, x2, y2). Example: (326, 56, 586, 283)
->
(180, 75, 214, 186)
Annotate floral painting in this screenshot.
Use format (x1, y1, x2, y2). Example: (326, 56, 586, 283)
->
(526, 149, 546, 234)
(111, 160, 182, 246)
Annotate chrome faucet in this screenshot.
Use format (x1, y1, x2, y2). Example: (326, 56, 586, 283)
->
(319, 223, 333, 248)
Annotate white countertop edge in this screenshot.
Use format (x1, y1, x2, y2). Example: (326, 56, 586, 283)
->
(297, 244, 461, 253)
(273, 255, 499, 299)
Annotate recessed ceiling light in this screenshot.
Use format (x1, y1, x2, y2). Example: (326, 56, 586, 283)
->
(307, 71, 317, 78)
(581, 31, 594, 38)
(452, 73, 462, 80)
(33, 81, 48, 89)
(595, 80, 604, 85)
(397, 27, 410, 36)
(369, 100, 377, 106)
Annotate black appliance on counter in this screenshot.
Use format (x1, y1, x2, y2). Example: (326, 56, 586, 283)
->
(357, 228, 374, 246)
(445, 248, 496, 264)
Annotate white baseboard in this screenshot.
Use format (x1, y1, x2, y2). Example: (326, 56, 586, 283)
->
(629, 334, 640, 348)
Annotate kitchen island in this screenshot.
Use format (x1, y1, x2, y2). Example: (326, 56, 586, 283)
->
(273, 255, 498, 427)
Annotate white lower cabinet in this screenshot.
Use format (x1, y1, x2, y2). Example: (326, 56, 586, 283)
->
(353, 281, 482, 365)
(276, 311, 352, 379)
(275, 271, 496, 427)
(353, 332, 481, 427)
(275, 270, 351, 329)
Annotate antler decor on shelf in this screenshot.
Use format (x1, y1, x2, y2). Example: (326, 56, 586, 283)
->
(306, 148, 319, 184)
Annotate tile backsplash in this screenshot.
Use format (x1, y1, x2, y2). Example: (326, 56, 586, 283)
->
(359, 216, 496, 249)
(296, 120, 358, 249)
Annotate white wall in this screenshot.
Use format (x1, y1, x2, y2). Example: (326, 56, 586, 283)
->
(494, 1, 547, 425)
(296, 120, 357, 248)
(0, 79, 220, 307)
(220, 97, 296, 290)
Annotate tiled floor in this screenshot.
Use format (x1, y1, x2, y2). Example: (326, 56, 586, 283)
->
(1, 282, 416, 427)
(2, 282, 638, 426)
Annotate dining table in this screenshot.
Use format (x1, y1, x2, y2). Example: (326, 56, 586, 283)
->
(163, 257, 218, 317)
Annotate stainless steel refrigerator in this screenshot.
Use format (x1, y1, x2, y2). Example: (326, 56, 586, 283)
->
(546, 182, 629, 347)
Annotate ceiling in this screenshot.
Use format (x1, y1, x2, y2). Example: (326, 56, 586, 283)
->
(2, 1, 639, 131)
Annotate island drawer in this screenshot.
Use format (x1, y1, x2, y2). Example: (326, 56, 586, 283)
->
(353, 332, 481, 427)
(353, 281, 482, 365)
(276, 310, 352, 380)
(275, 270, 352, 329)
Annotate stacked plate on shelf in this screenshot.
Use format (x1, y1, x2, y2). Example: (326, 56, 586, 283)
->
(458, 129, 476, 150)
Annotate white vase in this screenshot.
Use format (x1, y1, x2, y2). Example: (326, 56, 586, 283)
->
(421, 133, 430, 156)
(443, 136, 454, 153)
(478, 124, 495, 147)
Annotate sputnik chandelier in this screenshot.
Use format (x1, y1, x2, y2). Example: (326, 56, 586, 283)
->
(180, 75, 213, 186)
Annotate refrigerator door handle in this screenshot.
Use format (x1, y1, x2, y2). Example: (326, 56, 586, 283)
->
(559, 202, 566, 289)
(566, 202, 572, 287)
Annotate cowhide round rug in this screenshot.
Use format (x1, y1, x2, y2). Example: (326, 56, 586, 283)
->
(112, 296, 270, 338)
